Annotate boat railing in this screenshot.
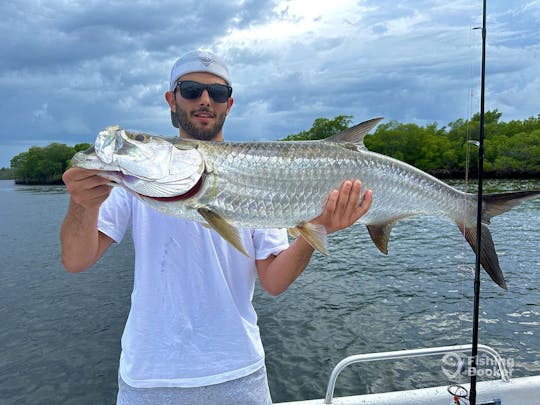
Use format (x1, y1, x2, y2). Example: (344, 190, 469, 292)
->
(324, 344, 510, 404)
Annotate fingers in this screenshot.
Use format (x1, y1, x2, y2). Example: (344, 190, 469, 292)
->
(335, 180, 355, 216)
(63, 167, 106, 184)
(355, 187, 372, 221)
(327, 180, 366, 216)
(314, 179, 372, 234)
(322, 189, 340, 217)
(337, 180, 363, 226)
(73, 183, 113, 206)
(63, 168, 112, 208)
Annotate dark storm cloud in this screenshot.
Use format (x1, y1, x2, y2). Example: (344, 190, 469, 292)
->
(0, 0, 538, 166)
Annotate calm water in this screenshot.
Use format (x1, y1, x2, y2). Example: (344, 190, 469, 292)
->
(0, 179, 539, 404)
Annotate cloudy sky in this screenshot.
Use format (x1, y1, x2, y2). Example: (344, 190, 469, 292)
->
(1, 0, 539, 167)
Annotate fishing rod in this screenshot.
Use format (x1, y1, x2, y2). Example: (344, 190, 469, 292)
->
(469, 0, 487, 403)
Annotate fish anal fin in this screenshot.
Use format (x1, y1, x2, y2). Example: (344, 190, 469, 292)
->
(197, 208, 250, 257)
(366, 222, 394, 255)
(294, 222, 328, 255)
(459, 224, 507, 290)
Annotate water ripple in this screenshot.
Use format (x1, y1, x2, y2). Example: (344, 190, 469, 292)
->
(1, 179, 539, 403)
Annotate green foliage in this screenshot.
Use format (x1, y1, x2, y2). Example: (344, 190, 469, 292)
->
(0, 167, 14, 180)
(365, 120, 463, 175)
(281, 115, 353, 140)
(10, 142, 91, 185)
(7, 110, 540, 185)
(283, 110, 540, 177)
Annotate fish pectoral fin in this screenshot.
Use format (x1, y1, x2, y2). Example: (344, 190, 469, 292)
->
(366, 222, 395, 255)
(294, 222, 328, 255)
(287, 227, 300, 238)
(197, 208, 250, 257)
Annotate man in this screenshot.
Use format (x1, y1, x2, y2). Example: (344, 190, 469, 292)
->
(60, 49, 372, 404)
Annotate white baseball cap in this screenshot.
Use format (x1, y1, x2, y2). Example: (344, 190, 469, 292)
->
(169, 49, 232, 91)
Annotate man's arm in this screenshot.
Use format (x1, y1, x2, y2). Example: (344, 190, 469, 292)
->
(60, 168, 114, 273)
(256, 180, 372, 296)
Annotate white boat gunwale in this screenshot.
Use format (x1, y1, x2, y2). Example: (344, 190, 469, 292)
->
(275, 344, 540, 405)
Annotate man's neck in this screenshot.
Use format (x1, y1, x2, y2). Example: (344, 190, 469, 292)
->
(179, 130, 223, 142)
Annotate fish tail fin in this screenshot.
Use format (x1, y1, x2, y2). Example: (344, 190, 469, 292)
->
(459, 223, 507, 290)
(459, 190, 540, 290)
(482, 191, 540, 223)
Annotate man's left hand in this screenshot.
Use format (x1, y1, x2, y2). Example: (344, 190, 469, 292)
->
(312, 179, 372, 234)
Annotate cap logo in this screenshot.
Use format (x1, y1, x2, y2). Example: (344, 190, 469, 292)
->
(199, 55, 214, 66)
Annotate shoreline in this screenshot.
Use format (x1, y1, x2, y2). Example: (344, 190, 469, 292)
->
(7, 172, 540, 186)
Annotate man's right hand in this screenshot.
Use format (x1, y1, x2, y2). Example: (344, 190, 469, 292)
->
(63, 168, 113, 209)
(61, 168, 115, 272)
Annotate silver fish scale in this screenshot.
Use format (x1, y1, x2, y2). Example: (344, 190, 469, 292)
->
(198, 142, 340, 227)
(187, 141, 472, 229)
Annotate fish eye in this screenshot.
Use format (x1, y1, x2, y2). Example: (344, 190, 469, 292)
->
(134, 134, 147, 142)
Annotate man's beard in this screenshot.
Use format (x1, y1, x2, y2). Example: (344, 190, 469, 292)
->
(175, 104, 227, 141)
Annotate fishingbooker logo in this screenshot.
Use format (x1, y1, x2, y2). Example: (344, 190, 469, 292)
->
(441, 352, 514, 379)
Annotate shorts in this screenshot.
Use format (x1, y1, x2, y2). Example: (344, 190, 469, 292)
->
(116, 366, 273, 405)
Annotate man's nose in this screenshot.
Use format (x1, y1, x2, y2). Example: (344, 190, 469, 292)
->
(199, 89, 211, 104)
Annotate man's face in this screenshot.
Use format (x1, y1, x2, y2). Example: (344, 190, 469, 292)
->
(166, 72, 233, 141)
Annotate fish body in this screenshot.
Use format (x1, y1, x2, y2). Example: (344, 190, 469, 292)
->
(71, 119, 540, 289)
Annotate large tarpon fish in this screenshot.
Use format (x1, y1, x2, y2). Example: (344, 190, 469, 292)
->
(71, 118, 540, 289)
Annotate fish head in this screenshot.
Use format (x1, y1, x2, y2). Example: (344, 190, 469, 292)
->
(72, 126, 205, 198)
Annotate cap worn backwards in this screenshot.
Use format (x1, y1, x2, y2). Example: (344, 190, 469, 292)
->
(169, 49, 231, 91)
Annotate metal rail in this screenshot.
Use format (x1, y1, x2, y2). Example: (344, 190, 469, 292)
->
(324, 344, 509, 404)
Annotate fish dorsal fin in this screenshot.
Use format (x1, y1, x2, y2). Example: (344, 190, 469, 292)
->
(324, 117, 383, 148)
(289, 222, 328, 255)
(197, 207, 250, 257)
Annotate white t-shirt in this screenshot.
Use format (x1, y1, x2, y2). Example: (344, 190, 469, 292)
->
(98, 187, 289, 388)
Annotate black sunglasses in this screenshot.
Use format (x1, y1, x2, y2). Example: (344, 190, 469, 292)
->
(175, 80, 232, 103)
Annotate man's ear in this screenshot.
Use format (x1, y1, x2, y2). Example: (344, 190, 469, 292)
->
(165, 91, 176, 110)
(226, 97, 234, 114)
